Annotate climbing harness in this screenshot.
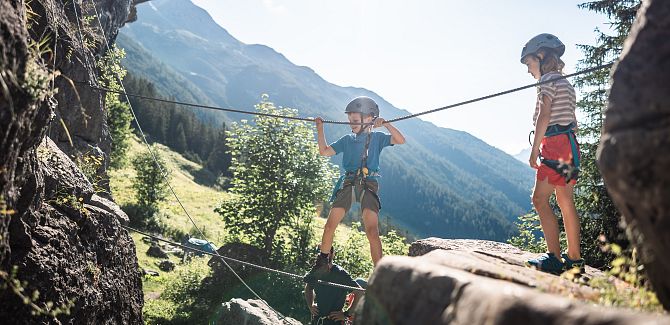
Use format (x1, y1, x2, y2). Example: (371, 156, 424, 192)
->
(329, 118, 382, 209)
(528, 122, 580, 183)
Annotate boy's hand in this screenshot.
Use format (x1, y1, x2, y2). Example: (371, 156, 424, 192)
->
(315, 117, 324, 128)
(309, 304, 319, 317)
(328, 311, 346, 321)
(373, 117, 386, 128)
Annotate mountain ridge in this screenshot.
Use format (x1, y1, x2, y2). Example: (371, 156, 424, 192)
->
(118, 0, 534, 240)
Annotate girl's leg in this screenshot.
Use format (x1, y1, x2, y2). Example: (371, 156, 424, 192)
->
(532, 178, 560, 256)
(555, 183, 581, 260)
(320, 207, 346, 254)
(361, 208, 382, 266)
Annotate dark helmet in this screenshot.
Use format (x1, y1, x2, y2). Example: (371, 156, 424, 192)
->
(520, 33, 565, 63)
(345, 96, 379, 117)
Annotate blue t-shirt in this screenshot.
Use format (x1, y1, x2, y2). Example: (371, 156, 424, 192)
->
(330, 132, 393, 172)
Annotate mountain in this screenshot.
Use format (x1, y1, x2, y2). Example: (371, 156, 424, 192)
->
(117, 0, 534, 240)
(514, 147, 532, 163)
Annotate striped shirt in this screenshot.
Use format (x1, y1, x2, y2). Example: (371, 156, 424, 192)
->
(533, 71, 577, 127)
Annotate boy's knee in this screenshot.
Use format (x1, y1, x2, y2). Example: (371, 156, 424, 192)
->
(364, 224, 379, 237)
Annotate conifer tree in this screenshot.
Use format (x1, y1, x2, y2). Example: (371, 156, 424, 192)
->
(574, 0, 640, 267)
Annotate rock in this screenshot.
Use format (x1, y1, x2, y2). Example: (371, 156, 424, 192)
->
(0, 0, 143, 323)
(218, 298, 302, 325)
(410, 237, 526, 256)
(356, 239, 670, 325)
(142, 269, 159, 277)
(206, 242, 268, 287)
(142, 236, 158, 244)
(158, 260, 175, 272)
(598, 0, 670, 310)
(88, 193, 130, 224)
(409, 239, 602, 297)
(147, 244, 168, 259)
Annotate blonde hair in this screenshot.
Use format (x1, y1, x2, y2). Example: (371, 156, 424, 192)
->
(538, 49, 564, 75)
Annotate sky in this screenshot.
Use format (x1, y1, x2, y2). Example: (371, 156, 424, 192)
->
(191, 0, 609, 155)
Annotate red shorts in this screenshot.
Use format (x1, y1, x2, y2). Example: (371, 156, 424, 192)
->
(537, 134, 580, 186)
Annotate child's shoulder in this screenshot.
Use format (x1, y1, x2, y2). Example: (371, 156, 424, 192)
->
(540, 71, 563, 82)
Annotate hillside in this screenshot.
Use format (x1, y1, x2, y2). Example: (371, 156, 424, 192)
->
(117, 0, 535, 240)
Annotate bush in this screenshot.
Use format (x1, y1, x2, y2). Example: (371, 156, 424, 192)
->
(131, 148, 170, 223)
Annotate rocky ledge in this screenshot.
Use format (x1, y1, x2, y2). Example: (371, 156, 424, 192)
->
(355, 238, 670, 325)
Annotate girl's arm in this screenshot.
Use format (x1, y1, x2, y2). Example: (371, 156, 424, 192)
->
(530, 95, 553, 168)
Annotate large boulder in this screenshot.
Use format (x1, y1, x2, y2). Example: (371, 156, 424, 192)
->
(206, 242, 269, 288)
(598, 0, 670, 309)
(0, 0, 143, 323)
(218, 298, 302, 325)
(0, 138, 143, 324)
(356, 239, 670, 325)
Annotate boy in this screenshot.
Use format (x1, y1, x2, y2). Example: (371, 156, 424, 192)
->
(304, 247, 367, 325)
(310, 96, 405, 276)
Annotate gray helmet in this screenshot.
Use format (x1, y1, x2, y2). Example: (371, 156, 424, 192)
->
(520, 33, 565, 63)
(345, 96, 379, 117)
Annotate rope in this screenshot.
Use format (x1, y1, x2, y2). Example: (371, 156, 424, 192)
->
(122, 225, 366, 292)
(386, 63, 614, 123)
(84, 2, 294, 323)
(78, 62, 614, 127)
(79, 82, 368, 125)
(70, 0, 95, 76)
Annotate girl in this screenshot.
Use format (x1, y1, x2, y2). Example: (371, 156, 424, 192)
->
(521, 34, 584, 274)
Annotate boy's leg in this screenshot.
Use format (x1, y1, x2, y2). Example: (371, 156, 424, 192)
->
(362, 208, 382, 266)
(304, 208, 344, 280)
(320, 207, 347, 254)
(532, 178, 560, 257)
(555, 183, 581, 260)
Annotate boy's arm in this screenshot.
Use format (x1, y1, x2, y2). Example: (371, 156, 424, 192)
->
(316, 117, 336, 156)
(374, 118, 405, 145)
(304, 284, 318, 316)
(385, 122, 406, 145)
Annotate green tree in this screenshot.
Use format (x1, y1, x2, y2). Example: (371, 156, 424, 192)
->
(98, 45, 133, 168)
(132, 147, 171, 217)
(574, 0, 640, 267)
(215, 96, 336, 265)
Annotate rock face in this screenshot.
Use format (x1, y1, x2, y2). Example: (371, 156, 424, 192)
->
(0, 0, 143, 323)
(218, 299, 302, 325)
(45, 0, 133, 164)
(355, 239, 670, 325)
(598, 0, 670, 310)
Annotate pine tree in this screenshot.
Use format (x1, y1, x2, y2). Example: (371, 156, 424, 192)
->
(205, 122, 231, 177)
(173, 122, 188, 154)
(574, 0, 641, 267)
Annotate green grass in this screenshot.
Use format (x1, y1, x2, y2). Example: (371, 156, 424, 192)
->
(110, 136, 230, 242)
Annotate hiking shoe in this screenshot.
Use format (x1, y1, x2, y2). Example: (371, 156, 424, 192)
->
(562, 253, 585, 273)
(525, 253, 564, 275)
(303, 253, 330, 283)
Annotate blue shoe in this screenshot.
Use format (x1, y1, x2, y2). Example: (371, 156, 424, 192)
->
(526, 253, 564, 275)
(561, 253, 585, 273)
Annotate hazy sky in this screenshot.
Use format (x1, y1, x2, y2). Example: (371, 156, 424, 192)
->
(191, 0, 609, 155)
